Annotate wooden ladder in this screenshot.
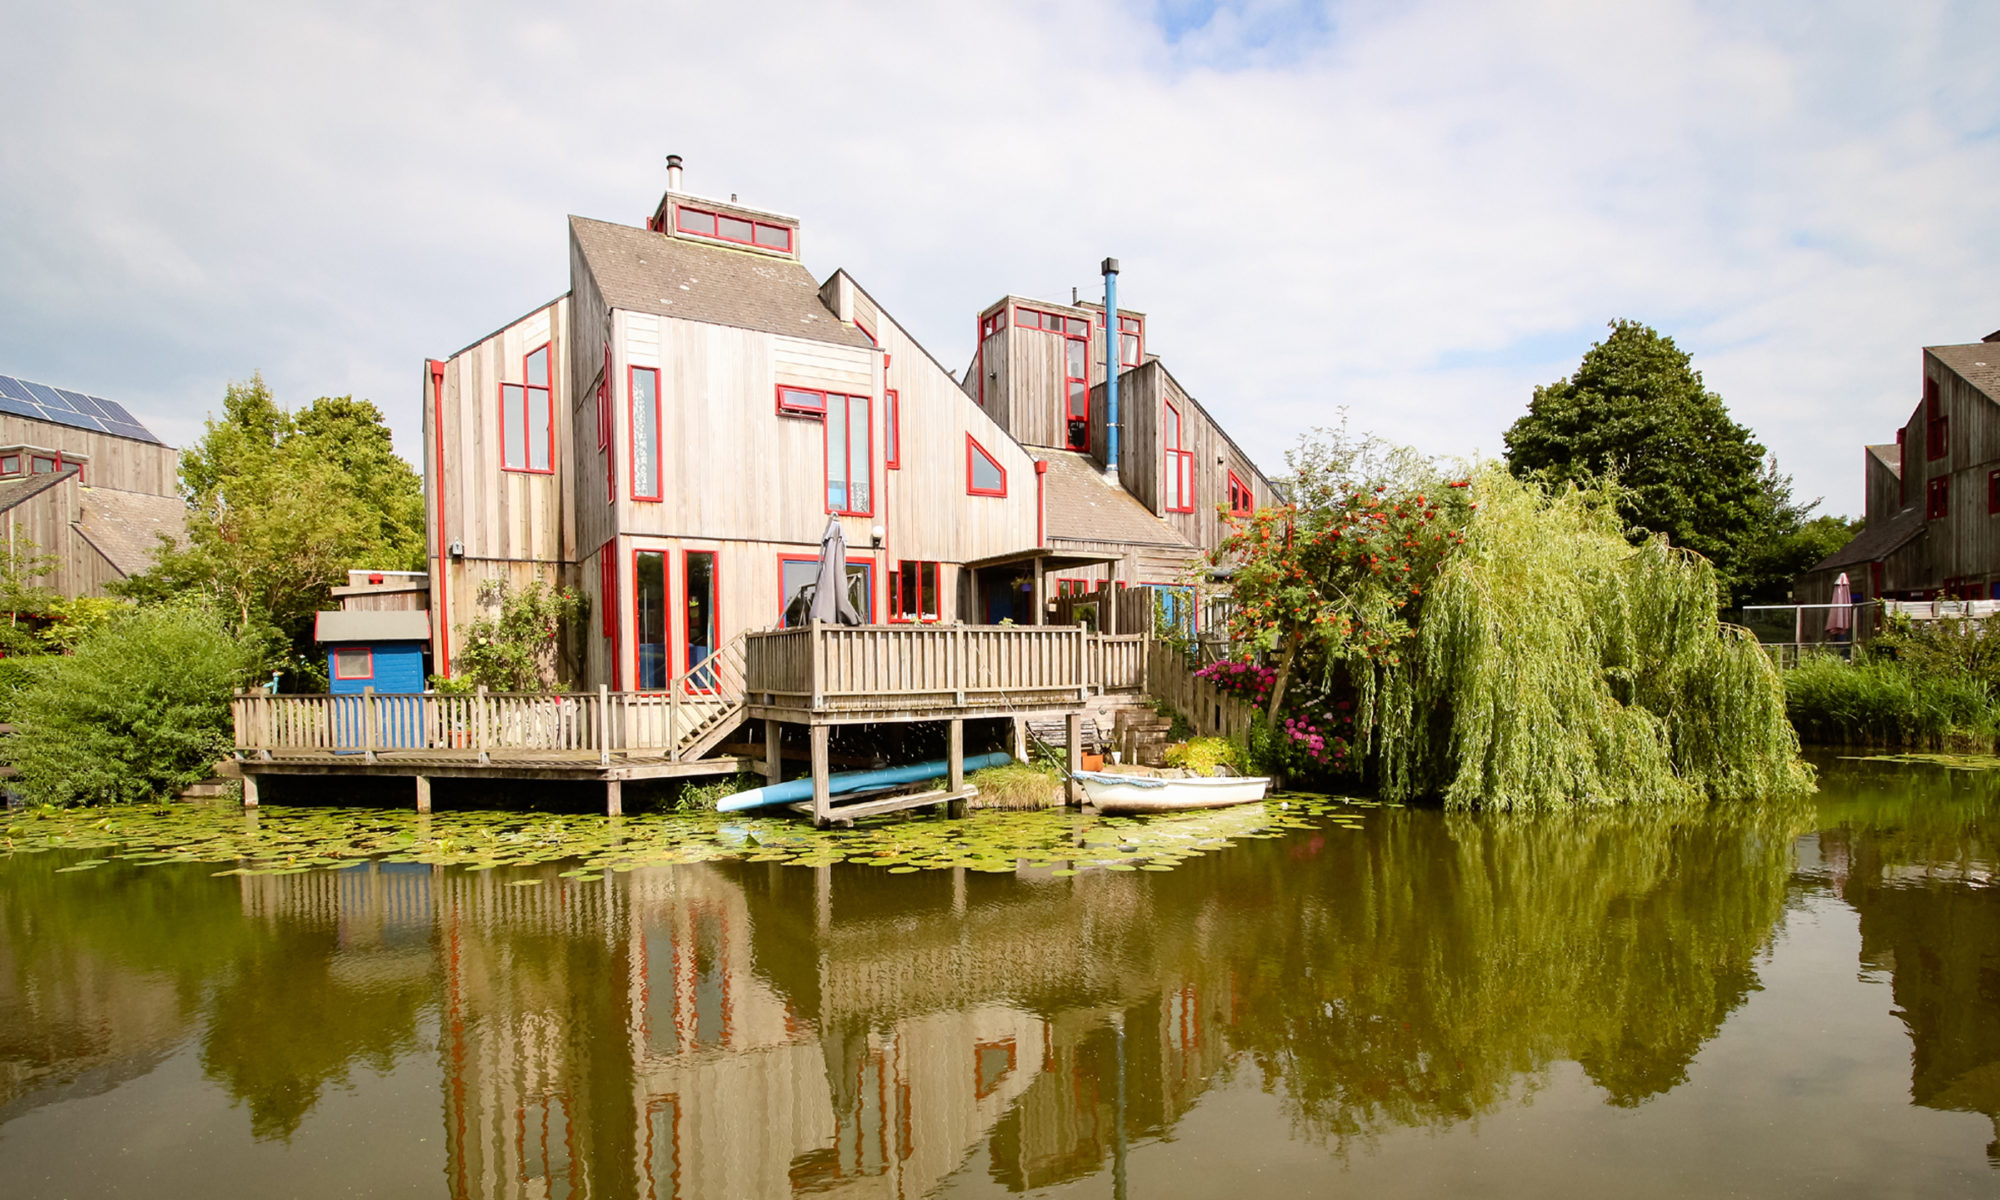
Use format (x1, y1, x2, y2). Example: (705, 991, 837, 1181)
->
(668, 632, 749, 762)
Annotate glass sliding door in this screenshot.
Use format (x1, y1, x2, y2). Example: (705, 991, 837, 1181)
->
(683, 550, 717, 692)
(636, 550, 668, 690)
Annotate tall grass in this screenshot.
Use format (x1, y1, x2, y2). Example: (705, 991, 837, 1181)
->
(1782, 652, 1996, 749)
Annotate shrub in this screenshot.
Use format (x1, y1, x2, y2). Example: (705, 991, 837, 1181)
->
(1164, 736, 1250, 777)
(1782, 651, 1994, 749)
(9, 605, 257, 805)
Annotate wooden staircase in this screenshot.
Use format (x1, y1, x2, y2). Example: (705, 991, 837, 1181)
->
(667, 632, 749, 762)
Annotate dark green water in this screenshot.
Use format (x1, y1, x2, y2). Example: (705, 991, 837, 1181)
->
(2, 757, 1996, 1198)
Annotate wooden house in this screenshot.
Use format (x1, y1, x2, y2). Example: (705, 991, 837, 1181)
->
(1798, 333, 2000, 604)
(0, 372, 183, 598)
(424, 165, 1045, 691)
(962, 290, 1279, 597)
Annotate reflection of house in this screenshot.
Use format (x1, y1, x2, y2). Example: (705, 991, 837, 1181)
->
(1799, 333, 2000, 603)
(0, 371, 182, 597)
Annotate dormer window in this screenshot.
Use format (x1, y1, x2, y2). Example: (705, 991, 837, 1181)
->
(674, 204, 793, 253)
(0, 446, 85, 481)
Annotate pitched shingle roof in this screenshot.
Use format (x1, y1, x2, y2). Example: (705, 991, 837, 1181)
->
(74, 487, 186, 577)
(0, 467, 77, 516)
(569, 216, 873, 349)
(1929, 343, 2000, 402)
(1807, 503, 1923, 574)
(1041, 450, 1194, 548)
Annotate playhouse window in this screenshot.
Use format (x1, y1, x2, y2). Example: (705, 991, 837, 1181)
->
(825, 393, 872, 516)
(331, 647, 373, 681)
(967, 436, 1006, 496)
(891, 560, 941, 622)
(501, 344, 553, 472)
(630, 366, 660, 500)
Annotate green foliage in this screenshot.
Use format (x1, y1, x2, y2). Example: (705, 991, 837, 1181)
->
(1503, 321, 1823, 604)
(1164, 736, 1249, 777)
(1739, 514, 1861, 603)
(115, 375, 425, 682)
(450, 579, 586, 692)
(966, 760, 1061, 809)
(1782, 652, 1994, 749)
(8, 605, 258, 805)
(675, 773, 760, 812)
(37, 595, 128, 652)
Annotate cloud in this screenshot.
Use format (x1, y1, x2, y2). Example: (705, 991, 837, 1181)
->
(1, 0, 1994, 515)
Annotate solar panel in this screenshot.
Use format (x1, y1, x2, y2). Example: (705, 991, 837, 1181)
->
(0, 373, 163, 444)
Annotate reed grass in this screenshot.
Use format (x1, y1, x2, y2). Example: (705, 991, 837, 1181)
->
(966, 761, 1062, 810)
(1782, 652, 1996, 749)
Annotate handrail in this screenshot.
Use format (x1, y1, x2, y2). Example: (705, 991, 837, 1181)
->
(742, 622, 1109, 711)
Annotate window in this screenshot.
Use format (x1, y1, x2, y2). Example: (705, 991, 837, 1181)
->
(825, 393, 872, 515)
(30, 455, 56, 475)
(1927, 475, 1949, 521)
(980, 310, 1006, 338)
(1988, 470, 2000, 515)
(1064, 330, 1088, 450)
(1119, 315, 1143, 367)
(0, 455, 17, 475)
(1015, 307, 1089, 337)
(1896, 427, 1907, 505)
(1164, 401, 1195, 512)
(630, 366, 660, 501)
(891, 560, 941, 622)
(331, 647, 373, 681)
(967, 436, 1006, 496)
(1227, 470, 1254, 516)
(600, 546, 617, 639)
(600, 344, 615, 503)
(780, 555, 873, 626)
(673, 204, 793, 252)
(776, 385, 828, 417)
(683, 550, 717, 691)
(853, 320, 877, 346)
(884, 390, 900, 469)
(1926, 377, 1948, 461)
(501, 344, 553, 473)
(635, 550, 669, 689)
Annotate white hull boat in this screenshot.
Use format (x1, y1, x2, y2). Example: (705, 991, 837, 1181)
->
(1074, 770, 1272, 814)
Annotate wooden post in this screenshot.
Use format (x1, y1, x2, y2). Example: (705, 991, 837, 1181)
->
(810, 723, 831, 828)
(598, 685, 611, 766)
(1013, 716, 1029, 763)
(763, 719, 783, 782)
(475, 685, 489, 765)
(1066, 710, 1083, 806)
(605, 778, 623, 817)
(363, 686, 378, 764)
(241, 773, 259, 808)
(948, 718, 965, 792)
(670, 669, 682, 760)
(1032, 563, 1047, 626)
(414, 774, 432, 814)
(810, 620, 825, 711)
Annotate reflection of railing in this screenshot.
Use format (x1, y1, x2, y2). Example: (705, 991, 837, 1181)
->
(744, 623, 1090, 715)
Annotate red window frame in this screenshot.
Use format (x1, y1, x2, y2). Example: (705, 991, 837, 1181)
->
(853, 320, 877, 346)
(776, 385, 828, 417)
(673, 204, 793, 253)
(778, 552, 877, 624)
(1063, 327, 1089, 451)
(824, 392, 873, 517)
(1227, 469, 1253, 516)
(601, 345, 616, 504)
(884, 390, 900, 469)
(889, 560, 941, 623)
(967, 435, 1007, 497)
(600, 544, 617, 639)
(1927, 475, 1949, 521)
(1896, 427, 1907, 505)
(30, 454, 57, 475)
(1164, 401, 1195, 513)
(1925, 377, 1948, 461)
(1118, 314, 1143, 368)
(631, 546, 670, 692)
(629, 365, 661, 501)
(331, 646, 374, 681)
(0, 454, 17, 475)
(681, 549, 720, 694)
(500, 343, 554, 474)
(980, 310, 1006, 338)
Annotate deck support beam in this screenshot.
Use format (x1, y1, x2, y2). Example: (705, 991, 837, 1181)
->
(414, 774, 431, 814)
(606, 778, 623, 817)
(810, 725, 831, 829)
(947, 718, 969, 817)
(241, 773, 259, 808)
(763, 719, 782, 783)
(1066, 711, 1083, 806)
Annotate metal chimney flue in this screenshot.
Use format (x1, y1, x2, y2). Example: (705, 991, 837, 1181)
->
(665, 154, 684, 192)
(1102, 257, 1121, 484)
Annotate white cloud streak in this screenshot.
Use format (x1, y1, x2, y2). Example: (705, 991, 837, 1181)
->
(1, 0, 1994, 515)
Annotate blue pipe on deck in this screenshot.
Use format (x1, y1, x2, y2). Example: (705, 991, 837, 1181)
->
(717, 751, 1017, 812)
(1103, 257, 1120, 482)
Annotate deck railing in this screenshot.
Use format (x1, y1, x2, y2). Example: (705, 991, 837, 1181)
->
(745, 623, 1115, 714)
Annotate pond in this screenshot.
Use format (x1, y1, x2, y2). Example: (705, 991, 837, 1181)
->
(2, 755, 1996, 1198)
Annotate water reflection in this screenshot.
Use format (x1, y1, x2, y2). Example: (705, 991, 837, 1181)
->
(2, 776, 1996, 1195)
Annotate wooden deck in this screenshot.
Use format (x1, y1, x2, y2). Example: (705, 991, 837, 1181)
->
(230, 625, 1151, 821)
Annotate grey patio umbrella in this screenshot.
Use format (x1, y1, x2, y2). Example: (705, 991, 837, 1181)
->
(810, 515, 862, 626)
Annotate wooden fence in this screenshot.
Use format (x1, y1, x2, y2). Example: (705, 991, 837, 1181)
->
(1090, 633, 1148, 693)
(1146, 642, 1262, 741)
(744, 623, 1094, 714)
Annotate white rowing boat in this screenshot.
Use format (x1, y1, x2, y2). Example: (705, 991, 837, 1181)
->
(1074, 770, 1271, 814)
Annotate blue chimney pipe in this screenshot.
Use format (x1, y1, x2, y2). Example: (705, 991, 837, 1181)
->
(1102, 257, 1120, 481)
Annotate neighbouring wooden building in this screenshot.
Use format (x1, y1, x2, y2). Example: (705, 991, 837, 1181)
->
(1798, 333, 2000, 604)
(424, 161, 1277, 691)
(0, 372, 183, 598)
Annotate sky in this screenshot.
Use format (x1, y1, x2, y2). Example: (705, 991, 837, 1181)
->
(2, 0, 1996, 518)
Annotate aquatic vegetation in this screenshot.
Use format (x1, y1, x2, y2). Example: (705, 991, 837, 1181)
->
(0, 793, 1365, 878)
(965, 760, 1061, 809)
(1785, 651, 1998, 750)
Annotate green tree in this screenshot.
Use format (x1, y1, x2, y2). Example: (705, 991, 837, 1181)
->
(116, 375, 426, 680)
(1504, 321, 1800, 601)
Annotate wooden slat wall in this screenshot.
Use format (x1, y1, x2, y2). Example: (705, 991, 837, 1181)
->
(569, 239, 613, 559)
(1156, 369, 1279, 554)
(1864, 449, 1902, 525)
(0, 417, 178, 495)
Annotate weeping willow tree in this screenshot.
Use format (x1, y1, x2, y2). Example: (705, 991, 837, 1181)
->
(1367, 465, 1809, 808)
(1223, 430, 1810, 809)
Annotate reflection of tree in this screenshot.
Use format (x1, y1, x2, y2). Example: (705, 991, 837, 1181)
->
(1218, 802, 1804, 1150)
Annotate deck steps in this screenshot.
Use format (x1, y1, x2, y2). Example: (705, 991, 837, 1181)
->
(1113, 709, 1175, 767)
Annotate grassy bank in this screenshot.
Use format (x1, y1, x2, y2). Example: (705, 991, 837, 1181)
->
(1782, 618, 2000, 751)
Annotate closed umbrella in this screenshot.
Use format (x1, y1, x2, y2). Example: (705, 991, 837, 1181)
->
(1826, 572, 1853, 637)
(809, 516, 862, 627)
